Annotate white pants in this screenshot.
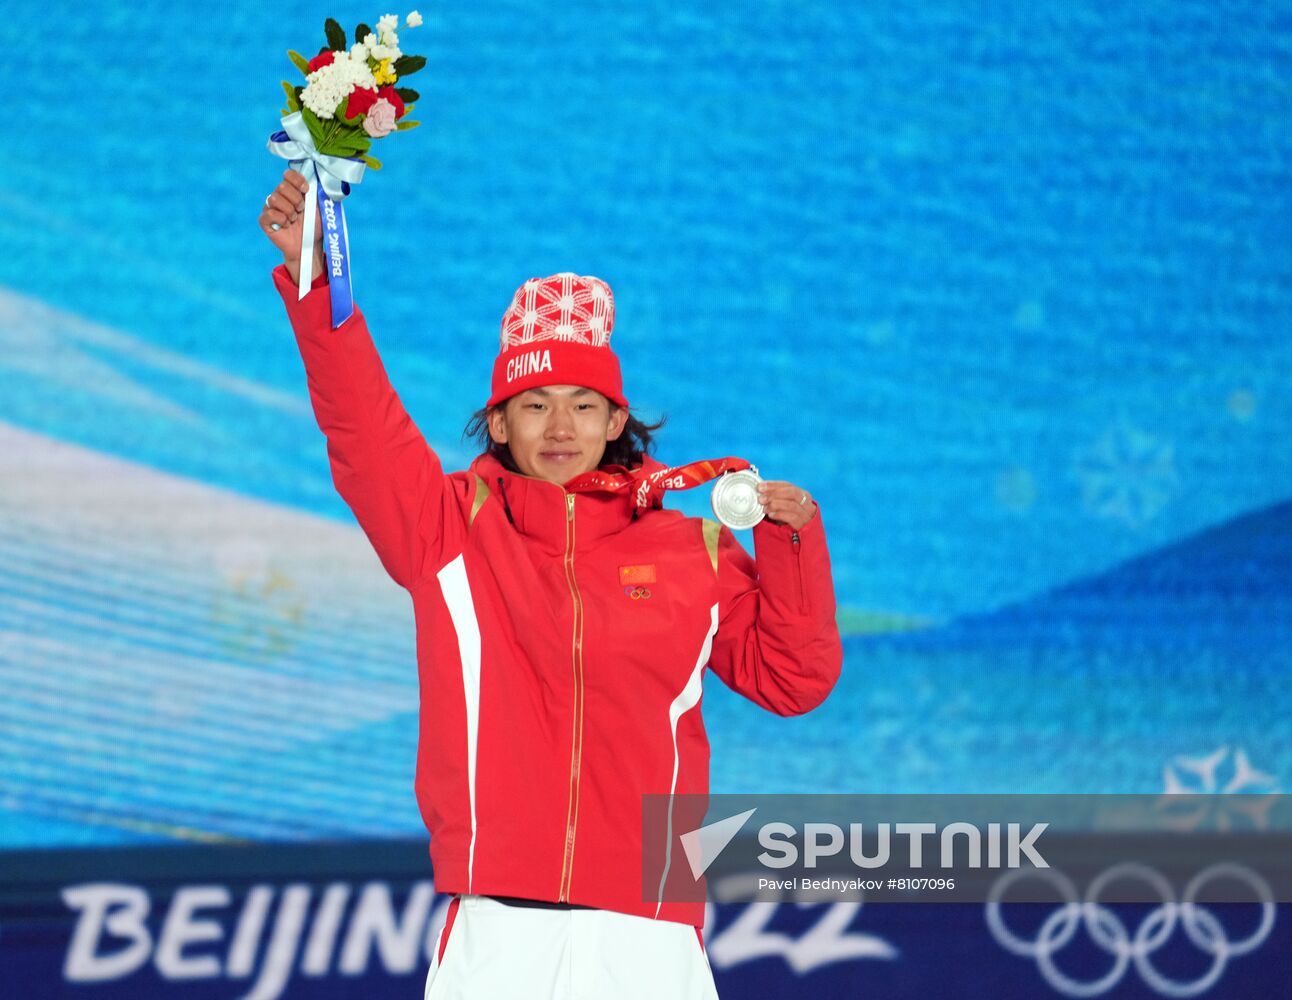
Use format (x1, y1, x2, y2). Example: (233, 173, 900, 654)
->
(424, 894, 721, 1000)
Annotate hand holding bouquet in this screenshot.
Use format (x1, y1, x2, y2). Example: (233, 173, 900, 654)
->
(265, 12, 426, 326)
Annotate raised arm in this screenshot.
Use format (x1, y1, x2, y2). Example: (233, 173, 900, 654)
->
(707, 503, 843, 716)
(259, 169, 462, 588)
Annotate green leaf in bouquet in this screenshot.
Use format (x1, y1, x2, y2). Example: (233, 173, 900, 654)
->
(325, 143, 372, 160)
(287, 49, 312, 76)
(359, 154, 383, 170)
(392, 55, 427, 76)
(324, 18, 347, 51)
(396, 120, 421, 131)
(396, 87, 420, 103)
(355, 22, 371, 44)
(300, 106, 327, 148)
(281, 80, 301, 112)
(326, 127, 373, 155)
(333, 132, 371, 151)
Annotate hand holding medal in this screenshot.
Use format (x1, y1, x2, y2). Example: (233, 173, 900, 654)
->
(755, 478, 817, 530)
(710, 469, 817, 530)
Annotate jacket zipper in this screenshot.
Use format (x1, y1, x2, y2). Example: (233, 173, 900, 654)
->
(791, 530, 806, 609)
(558, 491, 585, 901)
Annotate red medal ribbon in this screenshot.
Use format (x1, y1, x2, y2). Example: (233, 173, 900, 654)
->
(564, 457, 752, 509)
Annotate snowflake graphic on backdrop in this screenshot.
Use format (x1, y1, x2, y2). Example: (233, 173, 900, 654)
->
(1156, 746, 1279, 831)
(1072, 417, 1181, 529)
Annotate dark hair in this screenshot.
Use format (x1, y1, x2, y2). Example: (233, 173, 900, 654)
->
(463, 401, 666, 473)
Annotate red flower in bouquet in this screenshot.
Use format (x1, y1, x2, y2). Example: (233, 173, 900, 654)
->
(307, 50, 335, 73)
(343, 86, 380, 120)
(376, 86, 406, 118)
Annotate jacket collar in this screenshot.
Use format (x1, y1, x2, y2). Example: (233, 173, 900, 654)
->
(469, 452, 669, 553)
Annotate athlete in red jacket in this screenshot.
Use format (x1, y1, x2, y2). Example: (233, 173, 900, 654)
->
(260, 170, 842, 999)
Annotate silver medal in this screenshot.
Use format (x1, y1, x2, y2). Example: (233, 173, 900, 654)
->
(711, 467, 764, 529)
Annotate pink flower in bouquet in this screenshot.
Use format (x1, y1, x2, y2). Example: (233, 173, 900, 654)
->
(363, 98, 399, 137)
(377, 85, 406, 117)
(307, 50, 335, 72)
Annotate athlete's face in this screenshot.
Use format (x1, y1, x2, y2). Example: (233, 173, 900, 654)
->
(489, 385, 628, 485)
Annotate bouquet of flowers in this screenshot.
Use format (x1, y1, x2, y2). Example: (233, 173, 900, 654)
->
(267, 12, 426, 325)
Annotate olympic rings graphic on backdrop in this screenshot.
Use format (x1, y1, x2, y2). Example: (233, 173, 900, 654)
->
(985, 862, 1275, 998)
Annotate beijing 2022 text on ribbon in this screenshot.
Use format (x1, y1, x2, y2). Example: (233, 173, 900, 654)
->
(566, 458, 766, 529)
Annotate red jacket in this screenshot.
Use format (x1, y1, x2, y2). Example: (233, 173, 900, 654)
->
(275, 266, 843, 926)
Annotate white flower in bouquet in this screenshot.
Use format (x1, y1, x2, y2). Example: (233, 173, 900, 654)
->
(377, 13, 399, 33)
(406, 10, 422, 27)
(301, 50, 379, 120)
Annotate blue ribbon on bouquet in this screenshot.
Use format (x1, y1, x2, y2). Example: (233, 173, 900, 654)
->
(266, 112, 367, 327)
